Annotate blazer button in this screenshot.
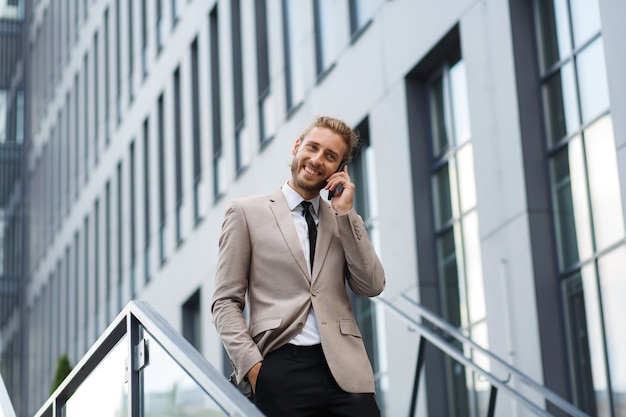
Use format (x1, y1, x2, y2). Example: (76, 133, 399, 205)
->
(297, 322, 304, 328)
(311, 290, 318, 296)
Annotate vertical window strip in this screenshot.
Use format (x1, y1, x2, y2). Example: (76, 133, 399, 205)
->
(61, 91, 70, 214)
(73, 231, 79, 360)
(94, 31, 100, 163)
(143, 118, 151, 282)
(129, 141, 137, 298)
(173, 67, 183, 244)
(230, 0, 245, 173)
(210, 7, 223, 200)
(255, 0, 273, 144)
(92, 198, 100, 335)
(84, 53, 89, 182)
(94, 198, 100, 337)
(128, 0, 135, 102)
(117, 162, 123, 312)
(142, 0, 149, 77)
(190, 37, 202, 221)
(74, 75, 79, 198)
(157, 94, 167, 264)
(83, 215, 90, 351)
(105, 181, 111, 323)
(104, 8, 111, 144)
(115, 0, 122, 125)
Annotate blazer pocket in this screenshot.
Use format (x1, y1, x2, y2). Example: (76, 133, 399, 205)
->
(251, 317, 283, 343)
(339, 319, 362, 338)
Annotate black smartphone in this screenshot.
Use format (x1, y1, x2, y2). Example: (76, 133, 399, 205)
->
(328, 161, 347, 200)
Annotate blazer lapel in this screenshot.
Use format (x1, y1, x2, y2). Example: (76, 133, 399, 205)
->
(268, 190, 311, 281)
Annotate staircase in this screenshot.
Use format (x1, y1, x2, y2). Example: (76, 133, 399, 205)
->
(1, 296, 590, 417)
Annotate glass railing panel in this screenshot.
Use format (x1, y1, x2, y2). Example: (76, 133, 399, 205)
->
(63, 336, 128, 417)
(143, 329, 229, 417)
(1, 373, 17, 417)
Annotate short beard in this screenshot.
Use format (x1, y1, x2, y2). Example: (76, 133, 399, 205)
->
(290, 159, 326, 194)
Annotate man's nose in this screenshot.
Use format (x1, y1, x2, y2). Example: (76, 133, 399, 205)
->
(310, 151, 322, 164)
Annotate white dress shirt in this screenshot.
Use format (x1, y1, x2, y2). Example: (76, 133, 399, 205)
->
(282, 182, 321, 345)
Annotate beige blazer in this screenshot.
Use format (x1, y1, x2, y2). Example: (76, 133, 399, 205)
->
(211, 189, 386, 394)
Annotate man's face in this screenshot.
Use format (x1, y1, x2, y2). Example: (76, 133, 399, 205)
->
(289, 127, 347, 199)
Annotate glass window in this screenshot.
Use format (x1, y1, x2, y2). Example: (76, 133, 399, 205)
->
(576, 39, 610, 125)
(349, 0, 375, 37)
(210, 6, 224, 201)
(542, 61, 578, 146)
(83, 53, 89, 182)
(313, 0, 342, 76)
(116, 162, 123, 312)
(0, 90, 6, 143)
(536, 0, 625, 414)
(182, 289, 202, 350)
(173, 67, 183, 244)
(129, 141, 137, 298)
(115, 0, 122, 125)
(83, 215, 90, 351)
(93, 32, 99, 163)
(104, 8, 111, 143)
(156, 0, 164, 52)
(598, 246, 626, 402)
(584, 116, 624, 251)
(190, 38, 202, 222)
(256, 0, 275, 144)
(128, 0, 135, 102)
(282, 0, 307, 110)
(94, 199, 100, 336)
(142, 118, 152, 282)
(142, 0, 149, 77)
(427, 57, 488, 415)
(105, 181, 111, 323)
(157, 94, 167, 265)
(536, 0, 572, 71)
(348, 117, 385, 404)
(569, 0, 601, 48)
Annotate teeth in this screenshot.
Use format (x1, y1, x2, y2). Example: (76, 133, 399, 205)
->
(304, 166, 319, 175)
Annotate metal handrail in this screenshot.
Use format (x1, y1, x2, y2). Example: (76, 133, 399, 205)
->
(375, 294, 590, 417)
(33, 300, 263, 417)
(0, 372, 17, 417)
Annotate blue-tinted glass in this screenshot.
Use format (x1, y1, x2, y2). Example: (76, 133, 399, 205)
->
(577, 39, 610, 125)
(542, 62, 579, 145)
(570, 0, 601, 48)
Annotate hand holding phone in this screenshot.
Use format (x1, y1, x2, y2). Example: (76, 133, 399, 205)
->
(328, 161, 347, 200)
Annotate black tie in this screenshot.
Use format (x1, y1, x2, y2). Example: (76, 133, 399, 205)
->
(301, 201, 317, 269)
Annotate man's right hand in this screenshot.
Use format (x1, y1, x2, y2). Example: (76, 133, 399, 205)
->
(247, 361, 263, 392)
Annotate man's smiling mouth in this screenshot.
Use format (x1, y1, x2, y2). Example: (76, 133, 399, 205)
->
(304, 165, 321, 176)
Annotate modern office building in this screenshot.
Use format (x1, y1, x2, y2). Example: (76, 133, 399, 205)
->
(1, 0, 625, 416)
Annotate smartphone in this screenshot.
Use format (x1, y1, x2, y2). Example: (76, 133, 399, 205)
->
(328, 161, 347, 200)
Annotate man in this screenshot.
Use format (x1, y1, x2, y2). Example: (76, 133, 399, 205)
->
(211, 116, 386, 416)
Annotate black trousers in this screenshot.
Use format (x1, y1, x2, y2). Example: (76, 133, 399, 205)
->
(253, 343, 380, 417)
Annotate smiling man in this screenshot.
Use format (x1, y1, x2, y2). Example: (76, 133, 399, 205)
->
(211, 116, 386, 417)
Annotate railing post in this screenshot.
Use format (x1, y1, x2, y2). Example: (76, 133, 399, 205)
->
(487, 385, 498, 417)
(409, 336, 427, 417)
(127, 314, 142, 417)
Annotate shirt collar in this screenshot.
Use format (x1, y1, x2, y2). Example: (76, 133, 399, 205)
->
(282, 182, 320, 215)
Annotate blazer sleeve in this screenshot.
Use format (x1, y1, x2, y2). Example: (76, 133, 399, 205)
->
(336, 208, 386, 297)
(211, 201, 263, 385)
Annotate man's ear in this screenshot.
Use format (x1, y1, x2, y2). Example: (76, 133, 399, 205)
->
(292, 138, 302, 156)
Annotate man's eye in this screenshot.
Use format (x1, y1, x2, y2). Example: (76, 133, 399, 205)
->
(327, 154, 337, 161)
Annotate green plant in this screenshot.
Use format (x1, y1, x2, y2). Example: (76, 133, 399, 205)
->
(50, 355, 72, 394)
